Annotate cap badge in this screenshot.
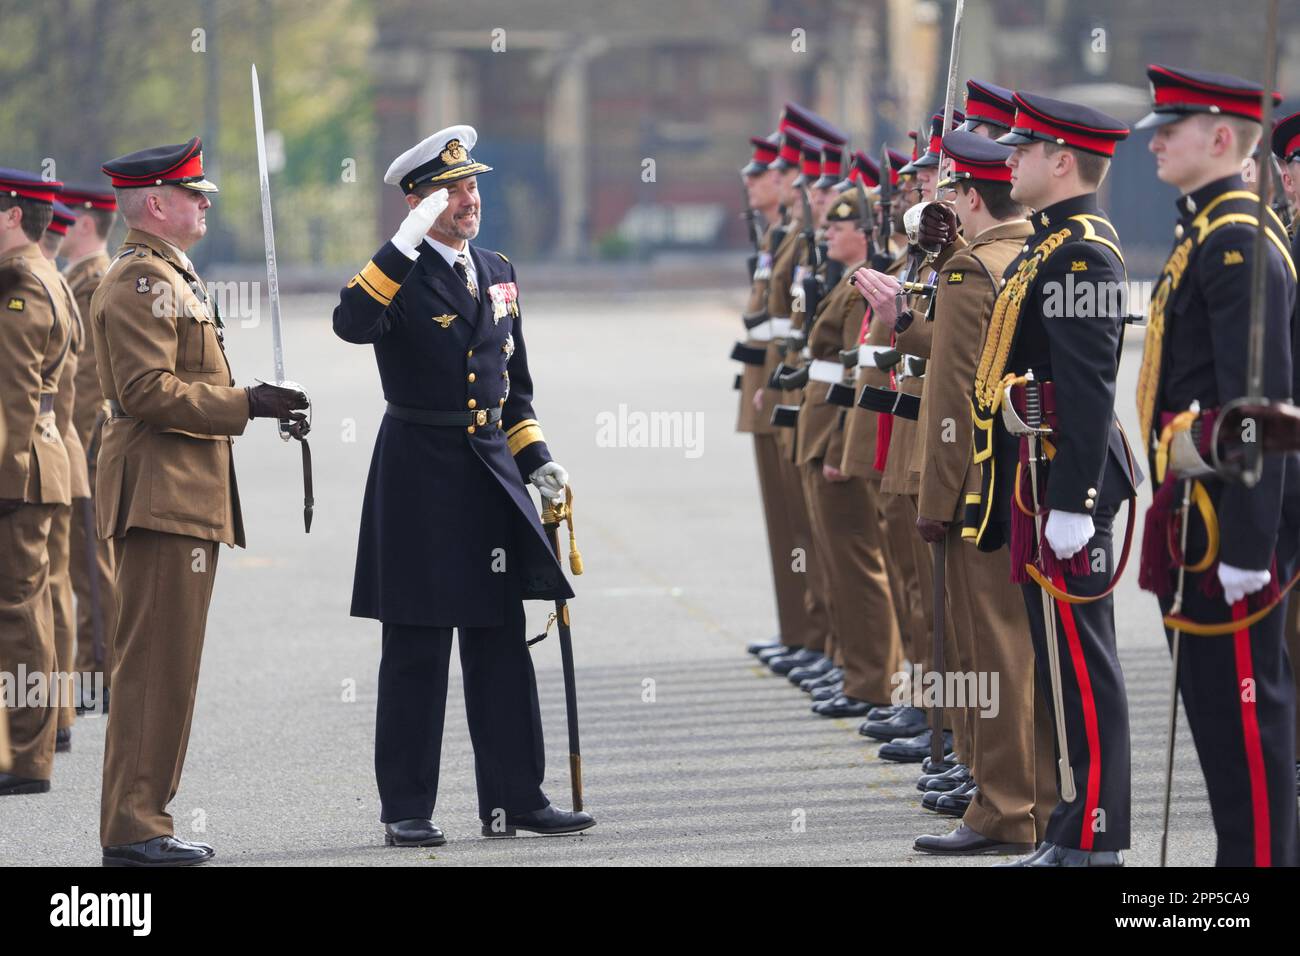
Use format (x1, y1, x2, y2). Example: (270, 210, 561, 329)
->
(440, 140, 467, 165)
(835, 202, 850, 217)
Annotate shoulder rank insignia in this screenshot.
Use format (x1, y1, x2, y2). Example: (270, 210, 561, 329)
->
(136, 276, 151, 293)
(7, 296, 24, 311)
(947, 271, 964, 284)
(431, 313, 456, 328)
(1223, 249, 1244, 266)
(496, 251, 509, 262)
(1071, 260, 1089, 272)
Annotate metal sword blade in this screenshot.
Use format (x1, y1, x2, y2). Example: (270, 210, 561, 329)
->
(252, 64, 286, 386)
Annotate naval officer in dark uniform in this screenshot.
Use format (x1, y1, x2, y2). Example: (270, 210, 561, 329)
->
(333, 125, 593, 846)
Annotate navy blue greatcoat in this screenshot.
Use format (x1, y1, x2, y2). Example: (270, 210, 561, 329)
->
(333, 239, 572, 627)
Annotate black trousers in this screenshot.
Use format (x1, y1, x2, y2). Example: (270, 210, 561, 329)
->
(1019, 505, 1132, 852)
(374, 595, 549, 823)
(1159, 542, 1299, 866)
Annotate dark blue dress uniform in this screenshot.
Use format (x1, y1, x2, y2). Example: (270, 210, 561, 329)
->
(1136, 65, 1300, 867)
(332, 125, 573, 824)
(970, 93, 1140, 857)
(333, 239, 571, 626)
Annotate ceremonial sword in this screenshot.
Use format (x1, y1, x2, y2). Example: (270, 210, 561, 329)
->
(252, 63, 313, 532)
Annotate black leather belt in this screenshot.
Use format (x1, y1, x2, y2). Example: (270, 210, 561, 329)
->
(386, 402, 502, 427)
(107, 399, 133, 419)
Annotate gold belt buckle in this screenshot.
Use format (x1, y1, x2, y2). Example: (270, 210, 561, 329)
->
(475, 410, 488, 427)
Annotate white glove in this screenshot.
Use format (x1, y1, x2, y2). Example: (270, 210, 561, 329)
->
(391, 189, 449, 259)
(529, 461, 569, 502)
(1217, 563, 1272, 606)
(1043, 510, 1094, 561)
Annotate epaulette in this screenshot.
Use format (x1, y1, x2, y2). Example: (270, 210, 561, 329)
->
(496, 251, 509, 263)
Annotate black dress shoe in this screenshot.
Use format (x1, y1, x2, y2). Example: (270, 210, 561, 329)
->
(748, 637, 784, 655)
(921, 749, 959, 774)
(916, 762, 970, 792)
(802, 667, 843, 692)
(757, 644, 801, 664)
(103, 835, 213, 867)
(861, 705, 928, 742)
(384, 818, 446, 847)
(55, 728, 72, 753)
(996, 841, 1124, 867)
(0, 773, 51, 796)
(879, 729, 953, 763)
(866, 703, 899, 721)
(914, 823, 1034, 856)
(932, 782, 976, 817)
(921, 778, 975, 812)
(770, 649, 823, 676)
(811, 682, 843, 702)
(812, 695, 873, 718)
(481, 803, 596, 837)
(788, 656, 834, 684)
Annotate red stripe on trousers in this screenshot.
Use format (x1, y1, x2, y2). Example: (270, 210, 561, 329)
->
(1231, 599, 1271, 867)
(1051, 572, 1102, 851)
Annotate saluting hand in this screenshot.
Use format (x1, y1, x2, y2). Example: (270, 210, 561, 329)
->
(392, 188, 450, 256)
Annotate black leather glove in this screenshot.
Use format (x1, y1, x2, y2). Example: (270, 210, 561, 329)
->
(246, 382, 309, 433)
(919, 201, 958, 251)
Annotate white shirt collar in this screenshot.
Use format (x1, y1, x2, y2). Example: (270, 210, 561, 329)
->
(423, 235, 475, 278)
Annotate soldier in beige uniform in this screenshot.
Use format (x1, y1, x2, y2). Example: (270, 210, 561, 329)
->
(39, 206, 91, 750)
(841, 157, 929, 726)
(908, 130, 1055, 854)
(737, 135, 811, 659)
(0, 169, 74, 796)
(92, 139, 308, 866)
(796, 191, 902, 714)
(60, 186, 118, 713)
(757, 119, 834, 676)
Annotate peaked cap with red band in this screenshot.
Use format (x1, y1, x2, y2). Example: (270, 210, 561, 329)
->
(1136, 65, 1282, 130)
(960, 79, 1015, 132)
(59, 185, 118, 211)
(1274, 111, 1300, 163)
(937, 129, 1015, 188)
(998, 91, 1129, 157)
(102, 136, 218, 192)
(0, 167, 63, 205)
(46, 201, 77, 236)
(742, 134, 780, 175)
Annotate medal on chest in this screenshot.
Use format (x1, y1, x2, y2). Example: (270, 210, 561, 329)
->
(487, 281, 519, 325)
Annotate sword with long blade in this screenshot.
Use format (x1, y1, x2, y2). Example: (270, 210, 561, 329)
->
(936, 0, 966, 177)
(252, 63, 313, 532)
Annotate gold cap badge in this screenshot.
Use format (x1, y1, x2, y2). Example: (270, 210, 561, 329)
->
(440, 139, 467, 165)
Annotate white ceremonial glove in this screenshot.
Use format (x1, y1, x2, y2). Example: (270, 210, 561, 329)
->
(529, 461, 569, 502)
(1217, 563, 1272, 606)
(1043, 509, 1094, 561)
(391, 189, 449, 259)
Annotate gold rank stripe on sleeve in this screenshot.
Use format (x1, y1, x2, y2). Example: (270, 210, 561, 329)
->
(348, 259, 403, 306)
(506, 418, 545, 455)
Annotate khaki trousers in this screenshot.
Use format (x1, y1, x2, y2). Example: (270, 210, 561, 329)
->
(882, 492, 927, 683)
(802, 460, 902, 703)
(48, 503, 77, 730)
(0, 503, 58, 781)
(755, 434, 825, 650)
(774, 444, 831, 655)
(100, 528, 218, 847)
(70, 491, 117, 685)
(946, 529, 1055, 843)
